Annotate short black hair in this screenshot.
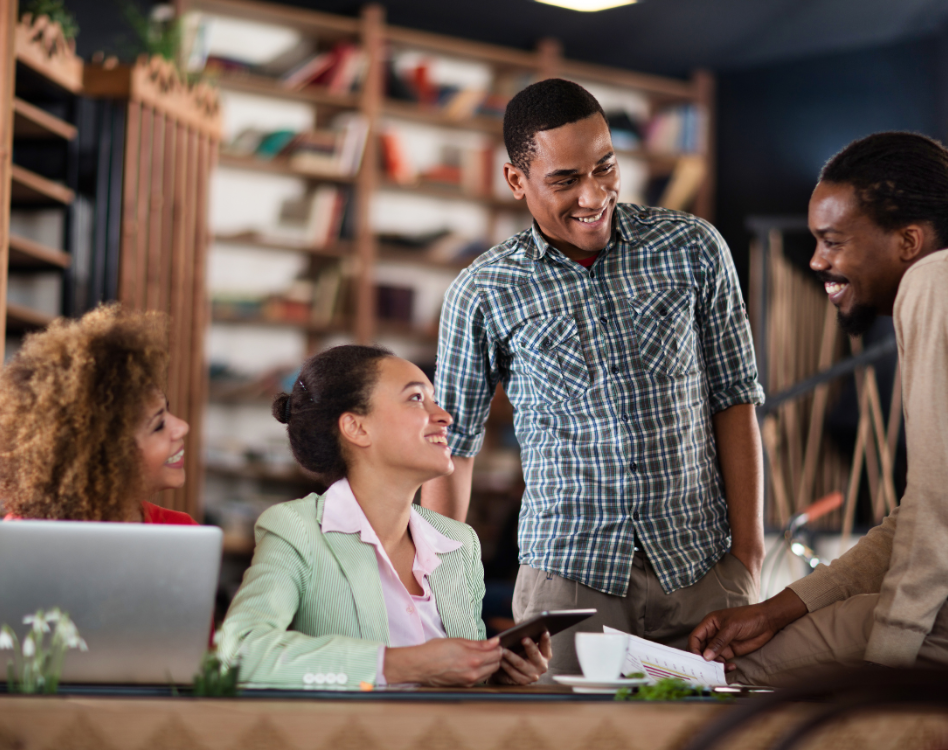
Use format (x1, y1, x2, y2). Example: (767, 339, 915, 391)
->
(820, 131, 948, 247)
(273, 344, 393, 485)
(503, 78, 606, 175)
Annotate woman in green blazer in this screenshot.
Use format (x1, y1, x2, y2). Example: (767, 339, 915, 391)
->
(220, 345, 550, 689)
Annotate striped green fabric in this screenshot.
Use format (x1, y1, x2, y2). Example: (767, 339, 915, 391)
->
(219, 492, 487, 689)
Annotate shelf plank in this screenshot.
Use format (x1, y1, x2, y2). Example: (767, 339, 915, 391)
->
(211, 312, 347, 336)
(212, 230, 349, 258)
(12, 97, 77, 139)
(191, 0, 360, 38)
(558, 58, 694, 100)
(6, 302, 55, 332)
(386, 24, 539, 70)
(8, 233, 71, 268)
(212, 232, 473, 270)
(382, 99, 503, 135)
(218, 153, 357, 182)
(215, 72, 359, 109)
(207, 461, 321, 485)
(10, 164, 74, 204)
(378, 179, 523, 210)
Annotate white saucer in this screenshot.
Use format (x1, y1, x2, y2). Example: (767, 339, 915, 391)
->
(553, 674, 651, 694)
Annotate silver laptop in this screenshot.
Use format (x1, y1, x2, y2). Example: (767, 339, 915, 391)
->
(0, 520, 222, 684)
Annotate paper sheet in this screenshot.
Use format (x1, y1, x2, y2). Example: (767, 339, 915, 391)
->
(604, 626, 726, 686)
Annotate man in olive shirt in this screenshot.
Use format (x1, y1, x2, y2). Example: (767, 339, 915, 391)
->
(690, 132, 948, 684)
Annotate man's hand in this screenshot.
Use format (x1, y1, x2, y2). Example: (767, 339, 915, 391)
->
(384, 637, 502, 686)
(688, 588, 808, 662)
(491, 632, 552, 686)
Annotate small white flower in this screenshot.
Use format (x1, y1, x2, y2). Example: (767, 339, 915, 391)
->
(44, 610, 61, 624)
(57, 620, 77, 642)
(77, 637, 88, 652)
(0, 630, 14, 650)
(212, 631, 223, 646)
(23, 614, 49, 633)
(22, 636, 35, 658)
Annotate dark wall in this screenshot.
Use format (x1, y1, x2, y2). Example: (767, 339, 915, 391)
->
(715, 33, 945, 288)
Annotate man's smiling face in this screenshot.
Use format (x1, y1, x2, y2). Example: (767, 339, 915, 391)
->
(504, 114, 620, 261)
(808, 180, 908, 336)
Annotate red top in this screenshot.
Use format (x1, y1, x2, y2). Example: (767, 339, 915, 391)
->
(575, 252, 600, 268)
(5, 502, 197, 525)
(141, 501, 198, 525)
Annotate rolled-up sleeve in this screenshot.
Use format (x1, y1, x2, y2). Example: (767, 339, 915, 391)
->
(435, 269, 503, 457)
(695, 222, 764, 413)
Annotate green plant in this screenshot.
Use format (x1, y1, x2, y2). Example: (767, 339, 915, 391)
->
(191, 644, 240, 697)
(21, 0, 79, 40)
(615, 676, 732, 702)
(121, 2, 181, 64)
(0, 608, 87, 694)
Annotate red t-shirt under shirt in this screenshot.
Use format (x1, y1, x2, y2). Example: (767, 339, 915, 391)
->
(575, 252, 600, 268)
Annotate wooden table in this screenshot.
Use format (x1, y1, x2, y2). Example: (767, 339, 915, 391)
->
(0, 686, 946, 750)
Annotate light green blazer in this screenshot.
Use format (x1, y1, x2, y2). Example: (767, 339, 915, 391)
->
(219, 492, 487, 689)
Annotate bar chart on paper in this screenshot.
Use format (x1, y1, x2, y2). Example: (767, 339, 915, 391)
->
(604, 627, 727, 686)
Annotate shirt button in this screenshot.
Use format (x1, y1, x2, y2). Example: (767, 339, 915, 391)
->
(630, 462, 638, 472)
(407, 605, 414, 614)
(611, 366, 620, 375)
(633, 511, 639, 520)
(621, 414, 629, 422)
(599, 316, 607, 325)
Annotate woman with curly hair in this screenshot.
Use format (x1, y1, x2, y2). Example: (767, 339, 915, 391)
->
(0, 304, 193, 525)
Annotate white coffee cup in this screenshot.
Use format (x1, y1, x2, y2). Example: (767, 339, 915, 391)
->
(575, 632, 628, 682)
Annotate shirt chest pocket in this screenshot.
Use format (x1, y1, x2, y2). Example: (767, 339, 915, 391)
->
(628, 288, 700, 378)
(513, 316, 590, 403)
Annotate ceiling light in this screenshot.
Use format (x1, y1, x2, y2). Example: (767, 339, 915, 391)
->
(536, 0, 636, 11)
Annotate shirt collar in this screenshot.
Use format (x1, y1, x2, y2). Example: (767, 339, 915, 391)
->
(320, 478, 462, 576)
(527, 206, 629, 262)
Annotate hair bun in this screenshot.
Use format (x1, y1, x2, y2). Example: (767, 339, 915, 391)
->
(272, 393, 291, 424)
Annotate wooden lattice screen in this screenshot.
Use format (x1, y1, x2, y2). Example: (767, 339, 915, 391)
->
(84, 57, 221, 520)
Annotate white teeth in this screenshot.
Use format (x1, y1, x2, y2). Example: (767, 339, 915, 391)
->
(576, 209, 605, 224)
(165, 448, 184, 465)
(824, 281, 848, 295)
(426, 435, 447, 445)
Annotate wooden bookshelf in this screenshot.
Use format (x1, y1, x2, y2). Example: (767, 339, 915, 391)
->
(1, 12, 83, 352)
(184, 0, 717, 354)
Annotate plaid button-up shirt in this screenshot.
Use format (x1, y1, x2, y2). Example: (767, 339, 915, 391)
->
(434, 204, 764, 595)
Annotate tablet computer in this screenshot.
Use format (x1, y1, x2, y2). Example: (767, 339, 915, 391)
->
(497, 609, 597, 652)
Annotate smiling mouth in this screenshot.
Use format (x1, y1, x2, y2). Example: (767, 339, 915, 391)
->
(574, 208, 606, 224)
(824, 280, 849, 302)
(426, 435, 447, 445)
(165, 447, 184, 466)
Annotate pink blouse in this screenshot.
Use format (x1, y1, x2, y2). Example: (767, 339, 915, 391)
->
(320, 478, 462, 685)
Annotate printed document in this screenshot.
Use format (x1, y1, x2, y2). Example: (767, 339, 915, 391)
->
(603, 626, 726, 686)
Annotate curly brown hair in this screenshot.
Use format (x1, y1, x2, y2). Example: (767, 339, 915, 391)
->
(0, 304, 169, 521)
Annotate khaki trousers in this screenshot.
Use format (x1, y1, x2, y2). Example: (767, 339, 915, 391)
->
(731, 593, 948, 687)
(513, 551, 757, 680)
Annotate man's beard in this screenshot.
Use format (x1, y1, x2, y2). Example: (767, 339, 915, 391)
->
(837, 303, 877, 337)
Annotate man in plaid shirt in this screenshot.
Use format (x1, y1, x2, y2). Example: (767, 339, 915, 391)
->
(421, 79, 765, 677)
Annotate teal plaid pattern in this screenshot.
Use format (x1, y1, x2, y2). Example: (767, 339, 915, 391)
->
(435, 204, 764, 596)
